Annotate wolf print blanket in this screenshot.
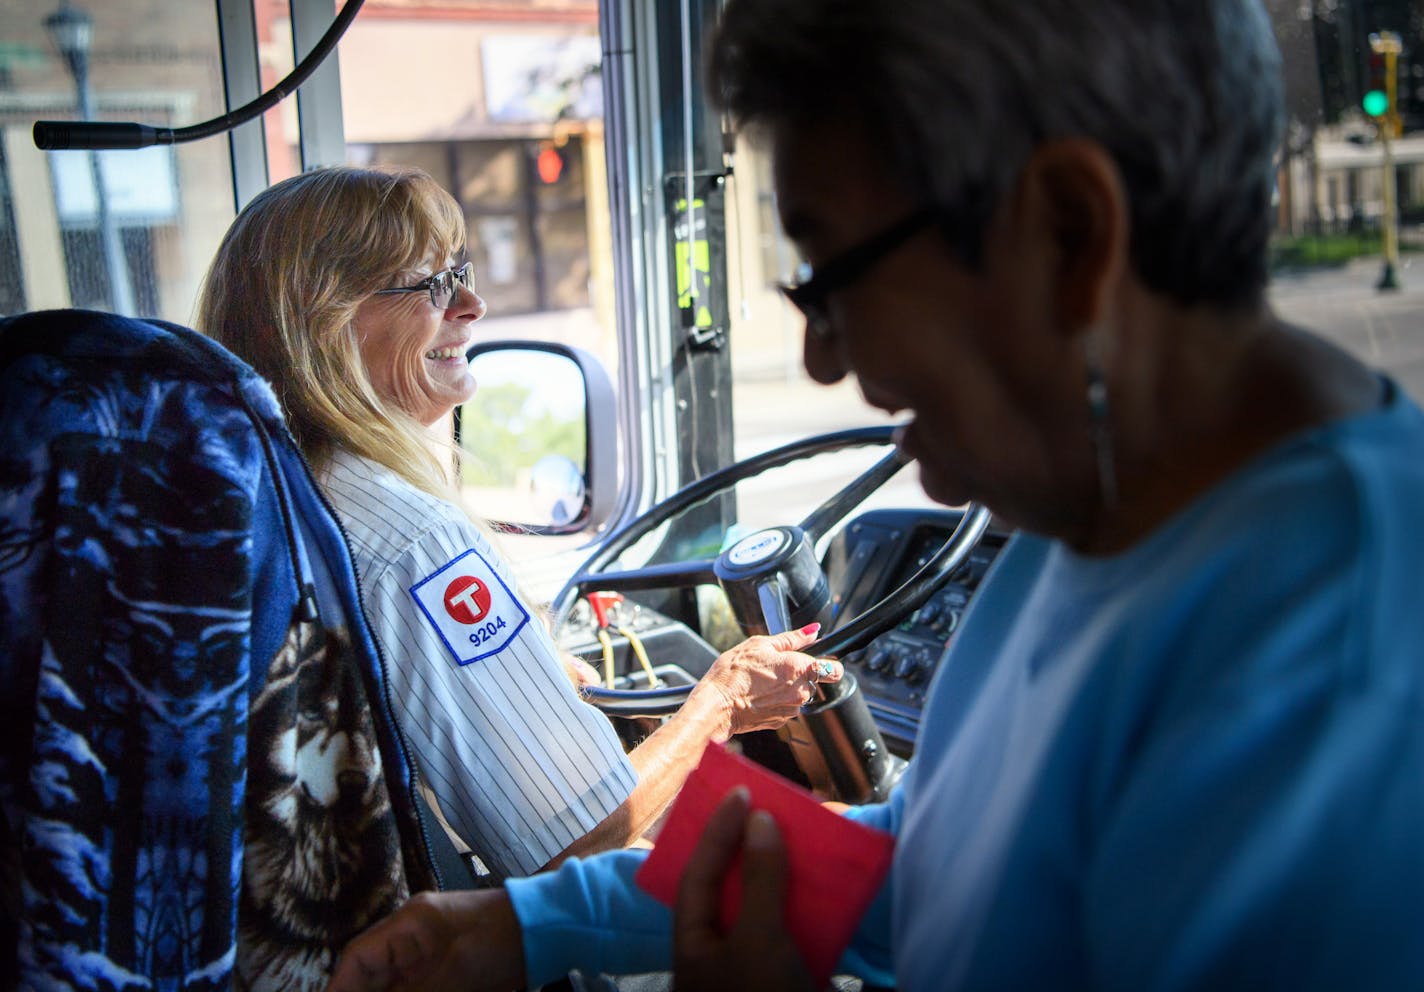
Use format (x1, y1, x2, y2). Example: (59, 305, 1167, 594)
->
(0, 312, 433, 991)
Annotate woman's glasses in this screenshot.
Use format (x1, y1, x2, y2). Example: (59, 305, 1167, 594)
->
(778, 208, 939, 342)
(374, 262, 476, 310)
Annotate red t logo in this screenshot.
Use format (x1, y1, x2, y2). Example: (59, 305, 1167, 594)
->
(444, 576, 491, 625)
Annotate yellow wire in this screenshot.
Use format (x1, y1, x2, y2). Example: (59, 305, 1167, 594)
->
(596, 628, 616, 687)
(617, 625, 660, 687)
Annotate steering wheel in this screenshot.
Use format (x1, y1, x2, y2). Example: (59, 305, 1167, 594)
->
(552, 425, 991, 719)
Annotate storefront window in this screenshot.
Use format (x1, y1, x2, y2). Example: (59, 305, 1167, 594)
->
(0, 0, 236, 321)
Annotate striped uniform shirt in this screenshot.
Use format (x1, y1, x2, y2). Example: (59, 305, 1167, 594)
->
(321, 449, 636, 879)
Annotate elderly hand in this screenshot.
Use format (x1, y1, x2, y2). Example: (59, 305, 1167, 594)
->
(691, 624, 843, 740)
(325, 889, 524, 992)
(674, 786, 816, 992)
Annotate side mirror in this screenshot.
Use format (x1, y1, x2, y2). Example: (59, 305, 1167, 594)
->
(455, 340, 618, 535)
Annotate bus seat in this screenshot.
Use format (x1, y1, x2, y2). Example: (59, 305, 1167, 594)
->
(0, 309, 441, 990)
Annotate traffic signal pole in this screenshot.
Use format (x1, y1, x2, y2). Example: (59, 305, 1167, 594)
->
(1379, 116, 1400, 290)
(1368, 31, 1403, 291)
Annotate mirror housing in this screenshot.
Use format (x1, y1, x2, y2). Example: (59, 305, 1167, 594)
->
(456, 340, 618, 535)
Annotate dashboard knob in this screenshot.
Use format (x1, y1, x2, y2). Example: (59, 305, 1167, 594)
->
(865, 646, 893, 673)
(944, 609, 961, 635)
(915, 651, 939, 681)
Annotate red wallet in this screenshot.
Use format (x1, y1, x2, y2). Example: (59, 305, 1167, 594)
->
(634, 741, 895, 986)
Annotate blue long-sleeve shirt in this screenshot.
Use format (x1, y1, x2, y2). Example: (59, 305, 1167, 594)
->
(510, 379, 1424, 990)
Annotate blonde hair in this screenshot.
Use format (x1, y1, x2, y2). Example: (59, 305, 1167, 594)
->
(197, 165, 466, 497)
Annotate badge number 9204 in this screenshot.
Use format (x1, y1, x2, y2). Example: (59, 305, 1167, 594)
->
(469, 615, 509, 645)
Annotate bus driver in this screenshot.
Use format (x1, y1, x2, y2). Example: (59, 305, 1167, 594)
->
(197, 165, 843, 884)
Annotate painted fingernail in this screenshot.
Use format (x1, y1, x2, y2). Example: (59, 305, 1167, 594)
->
(746, 809, 779, 849)
(798, 622, 821, 636)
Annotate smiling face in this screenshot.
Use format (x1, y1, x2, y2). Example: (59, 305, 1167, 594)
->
(773, 119, 1101, 538)
(353, 262, 487, 427)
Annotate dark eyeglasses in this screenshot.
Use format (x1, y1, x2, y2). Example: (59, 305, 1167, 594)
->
(373, 262, 476, 310)
(778, 207, 939, 341)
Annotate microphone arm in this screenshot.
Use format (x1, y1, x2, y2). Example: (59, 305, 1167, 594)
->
(33, 0, 365, 151)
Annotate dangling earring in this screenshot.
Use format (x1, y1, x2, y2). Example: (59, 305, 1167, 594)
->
(1084, 333, 1118, 511)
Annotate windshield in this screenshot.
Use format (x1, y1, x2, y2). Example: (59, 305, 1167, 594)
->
(1, 0, 1420, 524)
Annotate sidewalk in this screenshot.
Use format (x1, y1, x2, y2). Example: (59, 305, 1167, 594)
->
(1268, 257, 1424, 402)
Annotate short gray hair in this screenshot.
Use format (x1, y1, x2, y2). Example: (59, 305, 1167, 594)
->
(709, 0, 1284, 307)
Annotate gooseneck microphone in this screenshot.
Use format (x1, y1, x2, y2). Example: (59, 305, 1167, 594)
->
(33, 0, 364, 151)
(33, 122, 166, 150)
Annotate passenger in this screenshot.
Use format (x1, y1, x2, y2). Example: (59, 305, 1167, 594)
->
(326, 0, 1424, 989)
(196, 165, 843, 883)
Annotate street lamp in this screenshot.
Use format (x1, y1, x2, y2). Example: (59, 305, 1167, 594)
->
(44, 0, 135, 315)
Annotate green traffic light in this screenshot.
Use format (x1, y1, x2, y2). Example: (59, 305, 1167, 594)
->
(1363, 89, 1389, 117)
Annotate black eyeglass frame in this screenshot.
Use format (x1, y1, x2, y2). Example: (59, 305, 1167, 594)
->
(778, 207, 941, 339)
(373, 261, 476, 310)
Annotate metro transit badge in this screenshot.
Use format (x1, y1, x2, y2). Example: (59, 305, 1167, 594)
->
(410, 548, 530, 665)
